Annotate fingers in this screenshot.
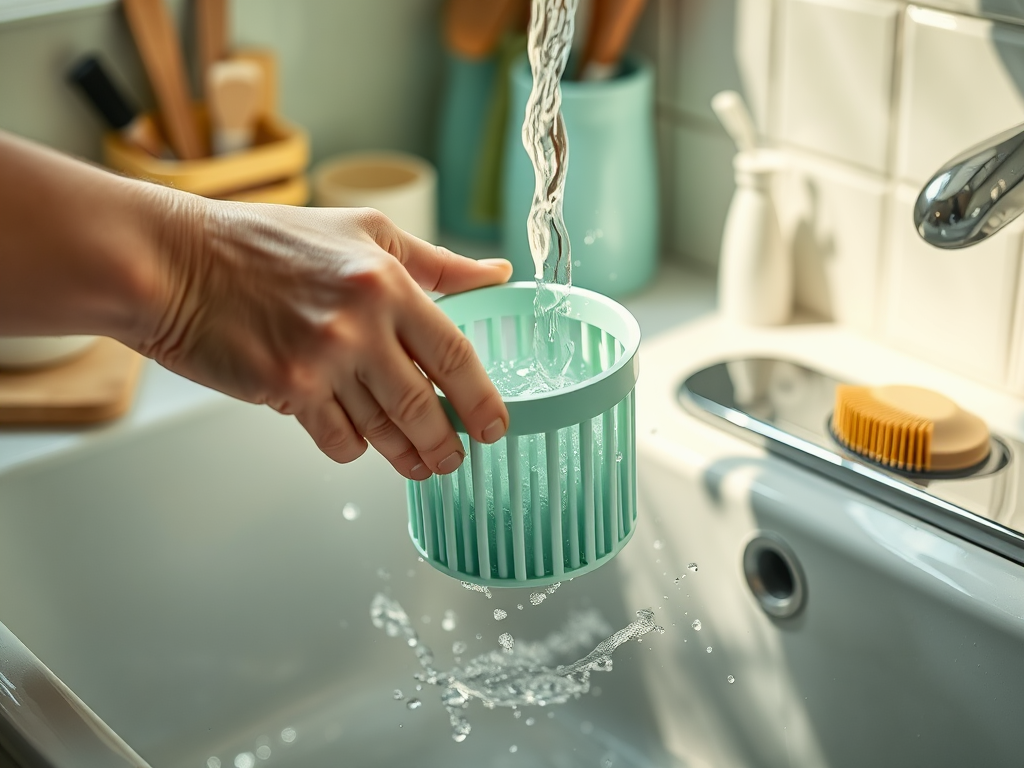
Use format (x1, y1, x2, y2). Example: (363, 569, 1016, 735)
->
(351, 340, 470, 475)
(385, 224, 513, 295)
(294, 398, 368, 465)
(331, 378, 433, 480)
(398, 293, 509, 446)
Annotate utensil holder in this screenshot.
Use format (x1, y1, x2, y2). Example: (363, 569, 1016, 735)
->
(407, 282, 641, 587)
(102, 106, 310, 205)
(501, 55, 658, 298)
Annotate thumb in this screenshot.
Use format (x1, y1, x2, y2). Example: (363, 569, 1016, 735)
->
(391, 228, 513, 294)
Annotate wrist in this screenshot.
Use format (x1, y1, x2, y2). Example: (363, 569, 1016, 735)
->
(120, 182, 209, 359)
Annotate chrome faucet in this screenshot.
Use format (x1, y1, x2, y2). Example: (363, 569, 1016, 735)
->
(915, 123, 1024, 248)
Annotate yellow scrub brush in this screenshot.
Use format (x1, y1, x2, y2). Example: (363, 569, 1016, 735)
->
(832, 384, 991, 474)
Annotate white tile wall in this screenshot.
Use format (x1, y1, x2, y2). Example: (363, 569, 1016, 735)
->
(882, 184, 1022, 384)
(774, 150, 888, 331)
(775, 0, 900, 173)
(897, 6, 1024, 184)
(658, 0, 775, 131)
(657, 0, 1024, 391)
(661, 120, 739, 270)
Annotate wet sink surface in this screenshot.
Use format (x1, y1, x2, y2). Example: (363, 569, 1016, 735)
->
(0, 399, 677, 768)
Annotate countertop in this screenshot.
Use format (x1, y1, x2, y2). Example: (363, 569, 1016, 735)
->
(0, 259, 717, 475)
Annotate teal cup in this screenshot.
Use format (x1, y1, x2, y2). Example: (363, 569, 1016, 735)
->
(501, 56, 659, 298)
(437, 52, 500, 241)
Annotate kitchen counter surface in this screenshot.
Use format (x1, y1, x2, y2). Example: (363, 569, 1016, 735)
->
(0, 259, 716, 475)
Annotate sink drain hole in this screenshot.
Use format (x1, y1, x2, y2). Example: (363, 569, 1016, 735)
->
(757, 548, 794, 599)
(743, 534, 806, 619)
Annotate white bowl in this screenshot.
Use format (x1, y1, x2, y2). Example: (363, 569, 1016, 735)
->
(0, 336, 99, 370)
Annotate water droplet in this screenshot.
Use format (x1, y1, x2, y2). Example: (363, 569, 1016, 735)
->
(687, 562, 698, 572)
(581, 721, 594, 735)
(517, 604, 524, 610)
(416, 684, 422, 691)
(513, 709, 523, 719)
(234, 754, 255, 768)
(452, 640, 467, 655)
(255, 745, 271, 760)
(406, 698, 422, 710)
(499, 632, 515, 652)
(615, 452, 623, 463)
(417, 556, 424, 562)
(509, 745, 518, 754)
(406, 638, 416, 647)
(727, 675, 736, 684)
(601, 752, 617, 768)
(441, 609, 457, 632)
(341, 502, 360, 521)
(653, 540, 663, 550)
(691, 620, 702, 631)
(706, 646, 713, 653)
(674, 576, 685, 584)
(207, 758, 221, 768)
(280, 728, 297, 743)
(393, 689, 404, 700)
(453, 733, 467, 743)
(494, 609, 508, 621)
(526, 717, 536, 726)
(663, 595, 669, 600)
(529, 592, 546, 606)
(546, 582, 562, 594)
(475, 633, 483, 640)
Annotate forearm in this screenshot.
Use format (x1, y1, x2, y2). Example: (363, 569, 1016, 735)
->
(0, 130, 191, 350)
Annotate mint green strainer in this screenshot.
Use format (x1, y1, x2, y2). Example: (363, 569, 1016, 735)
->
(407, 282, 641, 587)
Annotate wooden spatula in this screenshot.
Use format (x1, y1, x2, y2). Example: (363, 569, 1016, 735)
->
(122, 0, 205, 159)
(577, 0, 648, 81)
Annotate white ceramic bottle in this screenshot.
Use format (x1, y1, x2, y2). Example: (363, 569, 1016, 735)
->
(718, 149, 791, 326)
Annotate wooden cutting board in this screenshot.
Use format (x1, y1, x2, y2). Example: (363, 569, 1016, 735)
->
(0, 338, 144, 425)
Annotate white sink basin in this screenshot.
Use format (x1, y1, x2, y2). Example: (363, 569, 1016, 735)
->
(0, 399, 677, 768)
(2, 306, 1023, 767)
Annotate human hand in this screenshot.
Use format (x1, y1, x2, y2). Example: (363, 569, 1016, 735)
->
(142, 198, 511, 479)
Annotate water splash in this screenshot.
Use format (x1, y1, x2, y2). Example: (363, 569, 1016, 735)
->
(460, 581, 492, 599)
(499, 633, 515, 653)
(691, 620, 702, 631)
(371, 593, 663, 742)
(494, 609, 508, 621)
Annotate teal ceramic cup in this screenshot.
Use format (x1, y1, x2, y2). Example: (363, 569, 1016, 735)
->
(437, 52, 500, 241)
(501, 56, 659, 298)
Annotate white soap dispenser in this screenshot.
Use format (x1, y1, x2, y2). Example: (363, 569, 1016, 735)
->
(712, 91, 792, 326)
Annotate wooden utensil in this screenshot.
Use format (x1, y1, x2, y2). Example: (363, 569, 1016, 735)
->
(196, 0, 229, 95)
(122, 0, 205, 159)
(443, 0, 528, 59)
(577, 0, 648, 81)
(207, 58, 263, 154)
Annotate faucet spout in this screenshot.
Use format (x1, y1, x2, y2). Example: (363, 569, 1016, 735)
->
(915, 123, 1024, 248)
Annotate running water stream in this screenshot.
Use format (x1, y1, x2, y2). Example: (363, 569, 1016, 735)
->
(371, 593, 664, 743)
(523, 0, 580, 382)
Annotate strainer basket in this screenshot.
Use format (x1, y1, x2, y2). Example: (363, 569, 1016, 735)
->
(407, 282, 641, 587)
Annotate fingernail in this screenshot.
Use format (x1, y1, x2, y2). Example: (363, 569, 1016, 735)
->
(437, 450, 465, 474)
(479, 258, 512, 269)
(481, 418, 507, 443)
(410, 462, 431, 481)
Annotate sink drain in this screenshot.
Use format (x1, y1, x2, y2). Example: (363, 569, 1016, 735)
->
(743, 534, 806, 619)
